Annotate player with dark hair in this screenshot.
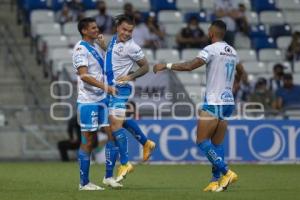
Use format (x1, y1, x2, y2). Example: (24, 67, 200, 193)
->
(73, 17, 120, 190)
(104, 14, 155, 184)
(154, 20, 247, 192)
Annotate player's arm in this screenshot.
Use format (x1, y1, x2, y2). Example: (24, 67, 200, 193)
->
(95, 34, 107, 51)
(130, 57, 149, 79)
(116, 57, 149, 83)
(77, 66, 116, 95)
(235, 62, 247, 83)
(153, 57, 205, 73)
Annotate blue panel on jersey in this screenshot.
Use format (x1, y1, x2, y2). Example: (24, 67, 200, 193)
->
(105, 35, 117, 86)
(80, 41, 105, 74)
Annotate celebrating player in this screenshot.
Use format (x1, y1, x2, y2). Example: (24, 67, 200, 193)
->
(72, 17, 119, 190)
(104, 14, 154, 183)
(153, 20, 247, 192)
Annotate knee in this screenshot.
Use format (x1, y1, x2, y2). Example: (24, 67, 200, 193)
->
(110, 122, 121, 132)
(80, 138, 94, 152)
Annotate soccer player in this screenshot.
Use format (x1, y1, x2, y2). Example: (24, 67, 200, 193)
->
(153, 20, 247, 192)
(72, 17, 120, 190)
(104, 14, 154, 183)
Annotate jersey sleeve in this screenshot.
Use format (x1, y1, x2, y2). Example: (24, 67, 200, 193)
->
(128, 41, 145, 61)
(197, 46, 214, 63)
(73, 45, 88, 70)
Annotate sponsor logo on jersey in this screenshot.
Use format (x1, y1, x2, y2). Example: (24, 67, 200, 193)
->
(221, 91, 234, 103)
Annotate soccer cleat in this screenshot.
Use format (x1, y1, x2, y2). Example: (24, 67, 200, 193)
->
(203, 181, 219, 192)
(143, 140, 156, 162)
(115, 162, 134, 183)
(215, 170, 238, 192)
(102, 177, 123, 188)
(79, 182, 105, 191)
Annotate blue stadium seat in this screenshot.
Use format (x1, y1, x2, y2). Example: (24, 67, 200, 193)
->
(251, 0, 277, 12)
(251, 36, 277, 50)
(22, 0, 48, 11)
(249, 24, 267, 38)
(82, 0, 98, 10)
(50, 0, 63, 11)
(21, 0, 49, 22)
(140, 11, 151, 23)
(184, 11, 208, 23)
(269, 24, 292, 39)
(150, 0, 176, 12)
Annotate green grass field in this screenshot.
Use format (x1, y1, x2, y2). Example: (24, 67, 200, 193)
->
(0, 162, 299, 200)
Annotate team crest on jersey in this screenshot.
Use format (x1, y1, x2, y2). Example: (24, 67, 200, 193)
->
(76, 47, 82, 51)
(117, 46, 124, 53)
(225, 46, 232, 53)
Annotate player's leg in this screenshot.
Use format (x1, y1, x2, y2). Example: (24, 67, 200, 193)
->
(196, 110, 225, 191)
(213, 123, 237, 191)
(110, 114, 134, 182)
(123, 119, 156, 161)
(79, 131, 105, 190)
(213, 105, 238, 192)
(108, 85, 135, 182)
(210, 120, 227, 183)
(97, 100, 122, 188)
(101, 126, 122, 188)
(77, 103, 104, 190)
(123, 119, 147, 145)
(196, 108, 230, 191)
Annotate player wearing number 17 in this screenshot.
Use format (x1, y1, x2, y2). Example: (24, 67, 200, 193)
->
(153, 20, 247, 192)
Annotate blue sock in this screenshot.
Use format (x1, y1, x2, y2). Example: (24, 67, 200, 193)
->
(211, 144, 224, 181)
(78, 149, 90, 186)
(123, 119, 147, 146)
(197, 140, 228, 175)
(112, 128, 129, 165)
(105, 141, 119, 178)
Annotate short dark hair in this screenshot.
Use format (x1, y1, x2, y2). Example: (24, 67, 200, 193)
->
(211, 20, 227, 32)
(77, 17, 96, 36)
(273, 63, 284, 71)
(115, 14, 135, 27)
(283, 73, 293, 80)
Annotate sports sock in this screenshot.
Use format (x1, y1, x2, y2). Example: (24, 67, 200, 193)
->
(112, 128, 129, 165)
(105, 141, 119, 178)
(211, 143, 224, 181)
(123, 119, 147, 145)
(197, 140, 228, 175)
(78, 149, 90, 186)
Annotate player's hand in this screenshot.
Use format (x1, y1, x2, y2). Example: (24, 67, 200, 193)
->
(116, 75, 132, 84)
(153, 63, 166, 73)
(96, 34, 107, 50)
(107, 86, 117, 96)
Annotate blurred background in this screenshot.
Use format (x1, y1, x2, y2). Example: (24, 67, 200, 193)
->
(0, 0, 300, 163)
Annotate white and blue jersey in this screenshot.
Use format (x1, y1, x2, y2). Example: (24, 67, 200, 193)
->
(72, 40, 108, 131)
(105, 35, 145, 115)
(73, 40, 106, 103)
(197, 41, 239, 119)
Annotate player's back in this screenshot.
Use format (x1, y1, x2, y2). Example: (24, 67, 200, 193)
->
(199, 41, 239, 105)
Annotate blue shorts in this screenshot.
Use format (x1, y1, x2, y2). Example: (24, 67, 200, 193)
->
(108, 84, 132, 116)
(201, 104, 235, 120)
(77, 99, 109, 132)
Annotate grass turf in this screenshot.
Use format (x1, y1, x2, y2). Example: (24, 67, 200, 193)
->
(0, 162, 299, 200)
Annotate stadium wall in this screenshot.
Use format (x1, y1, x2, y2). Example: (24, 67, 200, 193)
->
(129, 120, 300, 163)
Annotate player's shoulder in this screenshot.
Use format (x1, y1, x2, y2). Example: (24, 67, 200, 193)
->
(73, 40, 87, 53)
(217, 42, 238, 55)
(125, 38, 141, 49)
